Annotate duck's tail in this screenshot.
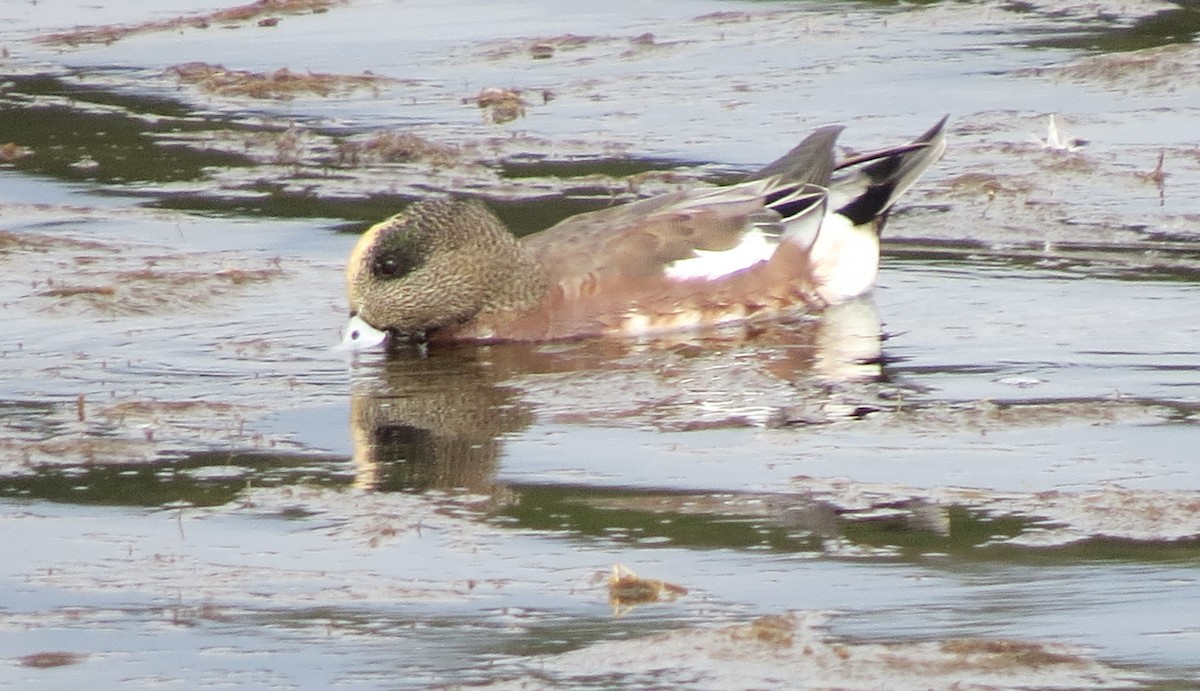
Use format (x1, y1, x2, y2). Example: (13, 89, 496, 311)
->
(806, 116, 949, 304)
(830, 115, 949, 233)
(746, 117, 949, 247)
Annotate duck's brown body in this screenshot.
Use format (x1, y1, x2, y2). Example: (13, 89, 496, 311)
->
(344, 118, 947, 347)
(437, 203, 818, 343)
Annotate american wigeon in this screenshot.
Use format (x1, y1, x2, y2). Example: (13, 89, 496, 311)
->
(344, 116, 947, 347)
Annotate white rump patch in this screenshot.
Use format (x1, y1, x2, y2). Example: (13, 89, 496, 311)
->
(663, 228, 776, 281)
(808, 213, 880, 304)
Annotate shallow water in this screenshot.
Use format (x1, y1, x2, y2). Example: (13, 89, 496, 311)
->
(2, 0, 1199, 688)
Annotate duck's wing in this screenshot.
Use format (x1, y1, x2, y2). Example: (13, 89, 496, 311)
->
(748, 124, 842, 183)
(522, 126, 840, 287)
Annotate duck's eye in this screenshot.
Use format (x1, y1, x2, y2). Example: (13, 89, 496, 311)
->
(371, 248, 418, 280)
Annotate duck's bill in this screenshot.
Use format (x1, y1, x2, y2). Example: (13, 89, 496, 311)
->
(340, 314, 389, 351)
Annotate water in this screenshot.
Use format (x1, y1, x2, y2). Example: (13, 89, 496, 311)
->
(1, 0, 1199, 688)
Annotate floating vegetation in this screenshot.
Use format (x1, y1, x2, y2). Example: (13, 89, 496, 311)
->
(32, 264, 285, 316)
(3, 230, 285, 316)
(0, 230, 110, 255)
(37, 0, 342, 47)
(509, 611, 1144, 688)
(333, 131, 462, 168)
(0, 142, 33, 163)
(169, 62, 395, 100)
(480, 33, 601, 61)
(17, 652, 87, 669)
(1015, 43, 1200, 92)
(730, 614, 797, 647)
(607, 563, 687, 614)
(34, 283, 118, 299)
(472, 87, 528, 124)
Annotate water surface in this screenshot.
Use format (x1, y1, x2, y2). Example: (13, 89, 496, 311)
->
(1, 0, 1198, 688)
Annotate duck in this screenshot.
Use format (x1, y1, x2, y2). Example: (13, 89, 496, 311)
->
(343, 116, 947, 348)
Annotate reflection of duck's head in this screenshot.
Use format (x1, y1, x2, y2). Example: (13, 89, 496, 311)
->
(348, 348, 533, 492)
(343, 117, 946, 349)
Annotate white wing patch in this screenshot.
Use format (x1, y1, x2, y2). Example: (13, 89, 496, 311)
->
(663, 228, 777, 282)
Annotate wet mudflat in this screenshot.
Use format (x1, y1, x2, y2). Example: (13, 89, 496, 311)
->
(1, 0, 1199, 688)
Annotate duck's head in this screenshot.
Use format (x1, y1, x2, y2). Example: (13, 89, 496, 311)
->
(342, 199, 538, 348)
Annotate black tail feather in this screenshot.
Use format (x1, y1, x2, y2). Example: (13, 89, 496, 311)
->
(833, 115, 949, 229)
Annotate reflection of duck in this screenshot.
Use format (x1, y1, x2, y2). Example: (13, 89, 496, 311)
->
(810, 298, 884, 384)
(348, 302, 886, 492)
(343, 117, 947, 348)
(348, 348, 532, 492)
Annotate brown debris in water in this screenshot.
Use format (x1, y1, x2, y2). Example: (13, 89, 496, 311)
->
(0, 230, 109, 254)
(0, 142, 33, 162)
(35, 283, 117, 299)
(939, 171, 1035, 199)
(0, 395, 275, 470)
(18, 651, 87, 668)
(99, 399, 238, 420)
(5, 230, 286, 316)
(500, 610, 1141, 688)
(1137, 150, 1168, 185)
(472, 87, 528, 124)
(790, 472, 1200, 545)
(482, 31, 670, 64)
(1036, 152, 1097, 174)
(1, 433, 153, 467)
(529, 43, 555, 60)
(170, 62, 395, 100)
(694, 11, 754, 24)
(481, 33, 601, 61)
(607, 563, 687, 613)
(730, 614, 796, 647)
(34, 263, 284, 316)
(939, 638, 1081, 668)
(1015, 43, 1200, 93)
(37, 0, 342, 46)
(334, 131, 462, 167)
